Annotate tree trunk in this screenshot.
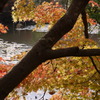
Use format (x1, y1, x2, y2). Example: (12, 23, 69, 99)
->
(0, 0, 92, 99)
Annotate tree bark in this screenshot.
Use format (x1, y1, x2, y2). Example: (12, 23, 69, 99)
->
(81, 9, 89, 38)
(0, 0, 94, 99)
(45, 48, 100, 59)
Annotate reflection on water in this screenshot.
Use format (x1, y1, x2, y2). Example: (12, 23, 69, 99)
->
(0, 24, 100, 46)
(0, 29, 45, 46)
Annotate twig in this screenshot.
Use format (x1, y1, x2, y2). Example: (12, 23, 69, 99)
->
(39, 90, 47, 100)
(89, 56, 100, 74)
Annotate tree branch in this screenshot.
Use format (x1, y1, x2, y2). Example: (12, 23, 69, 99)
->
(0, 0, 90, 99)
(81, 9, 89, 38)
(45, 48, 100, 60)
(89, 56, 100, 74)
(39, 90, 47, 100)
(81, 7, 100, 75)
(42, 0, 90, 48)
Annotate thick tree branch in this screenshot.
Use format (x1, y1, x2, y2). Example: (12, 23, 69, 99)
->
(45, 48, 100, 59)
(42, 0, 90, 48)
(0, 0, 90, 99)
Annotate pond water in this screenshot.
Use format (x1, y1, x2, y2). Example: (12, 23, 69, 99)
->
(0, 28, 45, 46)
(0, 25, 46, 63)
(0, 23, 100, 46)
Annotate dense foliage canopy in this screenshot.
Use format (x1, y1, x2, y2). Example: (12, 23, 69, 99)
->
(0, 0, 100, 99)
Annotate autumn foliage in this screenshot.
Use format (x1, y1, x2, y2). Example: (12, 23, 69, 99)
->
(0, 57, 13, 78)
(89, 0, 100, 7)
(33, 2, 66, 25)
(0, 23, 8, 33)
(0, 0, 100, 99)
(12, 1, 98, 29)
(4, 16, 100, 99)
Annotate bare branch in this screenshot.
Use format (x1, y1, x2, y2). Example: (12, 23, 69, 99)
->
(45, 48, 100, 59)
(81, 9, 100, 75)
(89, 56, 100, 74)
(81, 9, 89, 38)
(39, 90, 47, 100)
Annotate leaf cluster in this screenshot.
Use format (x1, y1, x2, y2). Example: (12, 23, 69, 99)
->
(87, 0, 100, 24)
(12, 0, 35, 22)
(12, 1, 66, 29)
(0, 23, 8, 33)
